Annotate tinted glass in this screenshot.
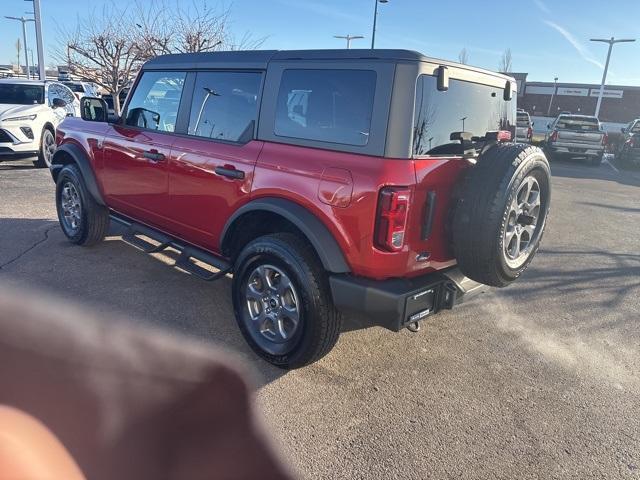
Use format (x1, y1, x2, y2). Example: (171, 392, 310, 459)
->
(274, 69, 376, 146)
(555, 116, 599, 131)
(187, 71, 261, 143)
(413, 75, 515, 156)
(125, 71, 186, 132)
(0, 84, 44, 104)
(63, 82, 84, 92)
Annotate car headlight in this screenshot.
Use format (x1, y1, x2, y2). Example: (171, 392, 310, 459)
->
(2, 114, 37, 122)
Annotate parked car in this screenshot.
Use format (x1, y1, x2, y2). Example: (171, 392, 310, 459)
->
(544, 114, 606, 165)
(61, 81, 100, 100)
(516, 109, 533, 143)
(617, 118, 640, 167)
(0, 79, 80, 167)
(0, 67, 14, 79)
(50, 50, 551, 368)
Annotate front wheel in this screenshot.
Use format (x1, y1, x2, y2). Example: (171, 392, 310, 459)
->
(232, 233, 341, 369)
(55, 164, 110, 246)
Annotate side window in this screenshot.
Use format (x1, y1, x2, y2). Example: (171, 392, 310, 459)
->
(274, 69, 376, 146)
(187, 71, 262, 143)
(125, 71, 186, 132)
(57, 84, 75, 105)
(47, 84, 61, 105)
(413, 75, 515, 156)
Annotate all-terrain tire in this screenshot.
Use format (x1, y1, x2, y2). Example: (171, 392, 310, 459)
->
(232, 233, 341, 369)
(452, 143, 551, 287)
(55, 164, 110, 246)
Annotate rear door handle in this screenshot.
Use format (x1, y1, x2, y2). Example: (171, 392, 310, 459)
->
(143, 150, 165, 162)
(215, 166, 245, 180)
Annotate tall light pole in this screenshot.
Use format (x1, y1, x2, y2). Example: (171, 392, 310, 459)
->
(371, 0, 388, 49)
(23, 0, 45, 80)
(590, 37, 636, 118)
(334, 35, 364, 49)
(547, 76, 558, 116)
(5, 16, 34, 79)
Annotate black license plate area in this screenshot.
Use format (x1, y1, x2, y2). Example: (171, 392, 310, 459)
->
(569, 147, 585, 153)
(404, 287, 436, 324)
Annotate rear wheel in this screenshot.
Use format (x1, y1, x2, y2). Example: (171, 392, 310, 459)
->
(55, 164, 110, 246)
(33, 128, 55, 168)
(232, 233, 341, 369)
(452, 144, 551, 287)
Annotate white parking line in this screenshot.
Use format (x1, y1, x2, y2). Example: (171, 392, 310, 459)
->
(603, 156, 620, 174)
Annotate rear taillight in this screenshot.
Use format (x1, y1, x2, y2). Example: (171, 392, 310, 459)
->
(375, 187, 411, 252)
(527, 127, 533, 140)
(602, 132, 608, 146)
(550, 130, 558, 142)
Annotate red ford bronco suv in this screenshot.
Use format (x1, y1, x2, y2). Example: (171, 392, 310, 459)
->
(51, 50, 551, 368)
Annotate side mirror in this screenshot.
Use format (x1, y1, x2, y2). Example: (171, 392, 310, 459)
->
(436, 65, 449, 91)
(80, 97, 109, 122)
(547, 123, 551, 129)
(52, 98, 67, 108)
(503, 80, 513, 101)
(531, 122, 535, 126)
(621, 127, 626, 133)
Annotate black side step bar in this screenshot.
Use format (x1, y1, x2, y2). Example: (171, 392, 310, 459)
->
(111, 214, 232, 282)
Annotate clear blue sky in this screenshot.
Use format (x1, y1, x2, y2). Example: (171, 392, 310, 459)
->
(2, 0, 639, 85)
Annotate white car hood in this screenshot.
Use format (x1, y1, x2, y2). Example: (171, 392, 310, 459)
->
(0, 104, 46, 120)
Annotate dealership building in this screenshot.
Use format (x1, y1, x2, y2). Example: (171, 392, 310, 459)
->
(511, 73, 640, 125)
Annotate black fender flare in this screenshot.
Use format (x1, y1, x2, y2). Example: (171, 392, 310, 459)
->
(221, 198, 350, 273)
(50, 143, 106, 206)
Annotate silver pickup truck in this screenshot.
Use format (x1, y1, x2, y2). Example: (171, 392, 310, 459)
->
(545, 114, 606, 166)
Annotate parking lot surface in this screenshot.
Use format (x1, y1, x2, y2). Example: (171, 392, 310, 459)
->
(1, 158, 639, 479)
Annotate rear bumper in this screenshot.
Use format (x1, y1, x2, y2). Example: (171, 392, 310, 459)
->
(548, 142, 604, 157)
(329, 267, 485, 331)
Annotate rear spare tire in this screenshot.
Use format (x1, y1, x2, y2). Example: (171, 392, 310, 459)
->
(452, 144, 551, 287)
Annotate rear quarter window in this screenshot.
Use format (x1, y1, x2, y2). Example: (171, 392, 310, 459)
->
(274, 69, 376, 146)
(413, 75, 515, 156)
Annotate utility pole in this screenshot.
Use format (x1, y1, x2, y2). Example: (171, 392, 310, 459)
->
(547, 76, 558, 116)
(590, 37, 636, 118)
(5, 16, 34, 79)
(371, 0, 389, 49)
(334, 35, 364, 49)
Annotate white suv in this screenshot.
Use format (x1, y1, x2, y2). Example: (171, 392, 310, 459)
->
(0, 79, 80, 167)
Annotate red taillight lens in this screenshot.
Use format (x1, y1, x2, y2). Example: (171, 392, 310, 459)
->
(375, 187, 411, 252)
(602, 132, 608, 146)
(527, 127, 533, 139)
(550, 130, 558, 142)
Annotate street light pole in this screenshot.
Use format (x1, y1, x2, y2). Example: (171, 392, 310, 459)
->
(547, 76, 558, 116)
(371, 0, 388, 49)
(590, 37, 636, 118)
(32, 0, 46, 80)
(334, 35, 364, 49)
(5, 16, 34, 79)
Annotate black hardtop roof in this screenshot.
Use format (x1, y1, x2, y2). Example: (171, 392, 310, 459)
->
(142, 49, 513, 81)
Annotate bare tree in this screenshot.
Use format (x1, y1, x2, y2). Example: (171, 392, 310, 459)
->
(133, 1, 265, 60)
(61, 5, 145, 115)
(57, 1, 264, 115)
(458, 47, 469, 65)
(499, 48, 513, 72)
(15, 39, 21, 69)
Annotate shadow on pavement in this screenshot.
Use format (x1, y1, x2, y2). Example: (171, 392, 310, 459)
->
(0, 217, 288, 386)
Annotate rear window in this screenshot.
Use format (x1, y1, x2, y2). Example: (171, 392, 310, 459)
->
(413, 75, 515, 156)
(63, 83, 84, 93)
(274, 69, 376, 146)
(556, 116, 600, 131)
(517, 112, 530, 127)
(0, 84, 44, 105)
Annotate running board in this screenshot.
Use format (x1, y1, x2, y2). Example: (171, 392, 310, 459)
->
(110, 214, 232, 281)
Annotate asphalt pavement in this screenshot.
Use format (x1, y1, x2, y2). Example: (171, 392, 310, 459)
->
(1, 157, 639, 479)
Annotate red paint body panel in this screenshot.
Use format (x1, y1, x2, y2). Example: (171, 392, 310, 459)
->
(57, 118, 472, 281)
